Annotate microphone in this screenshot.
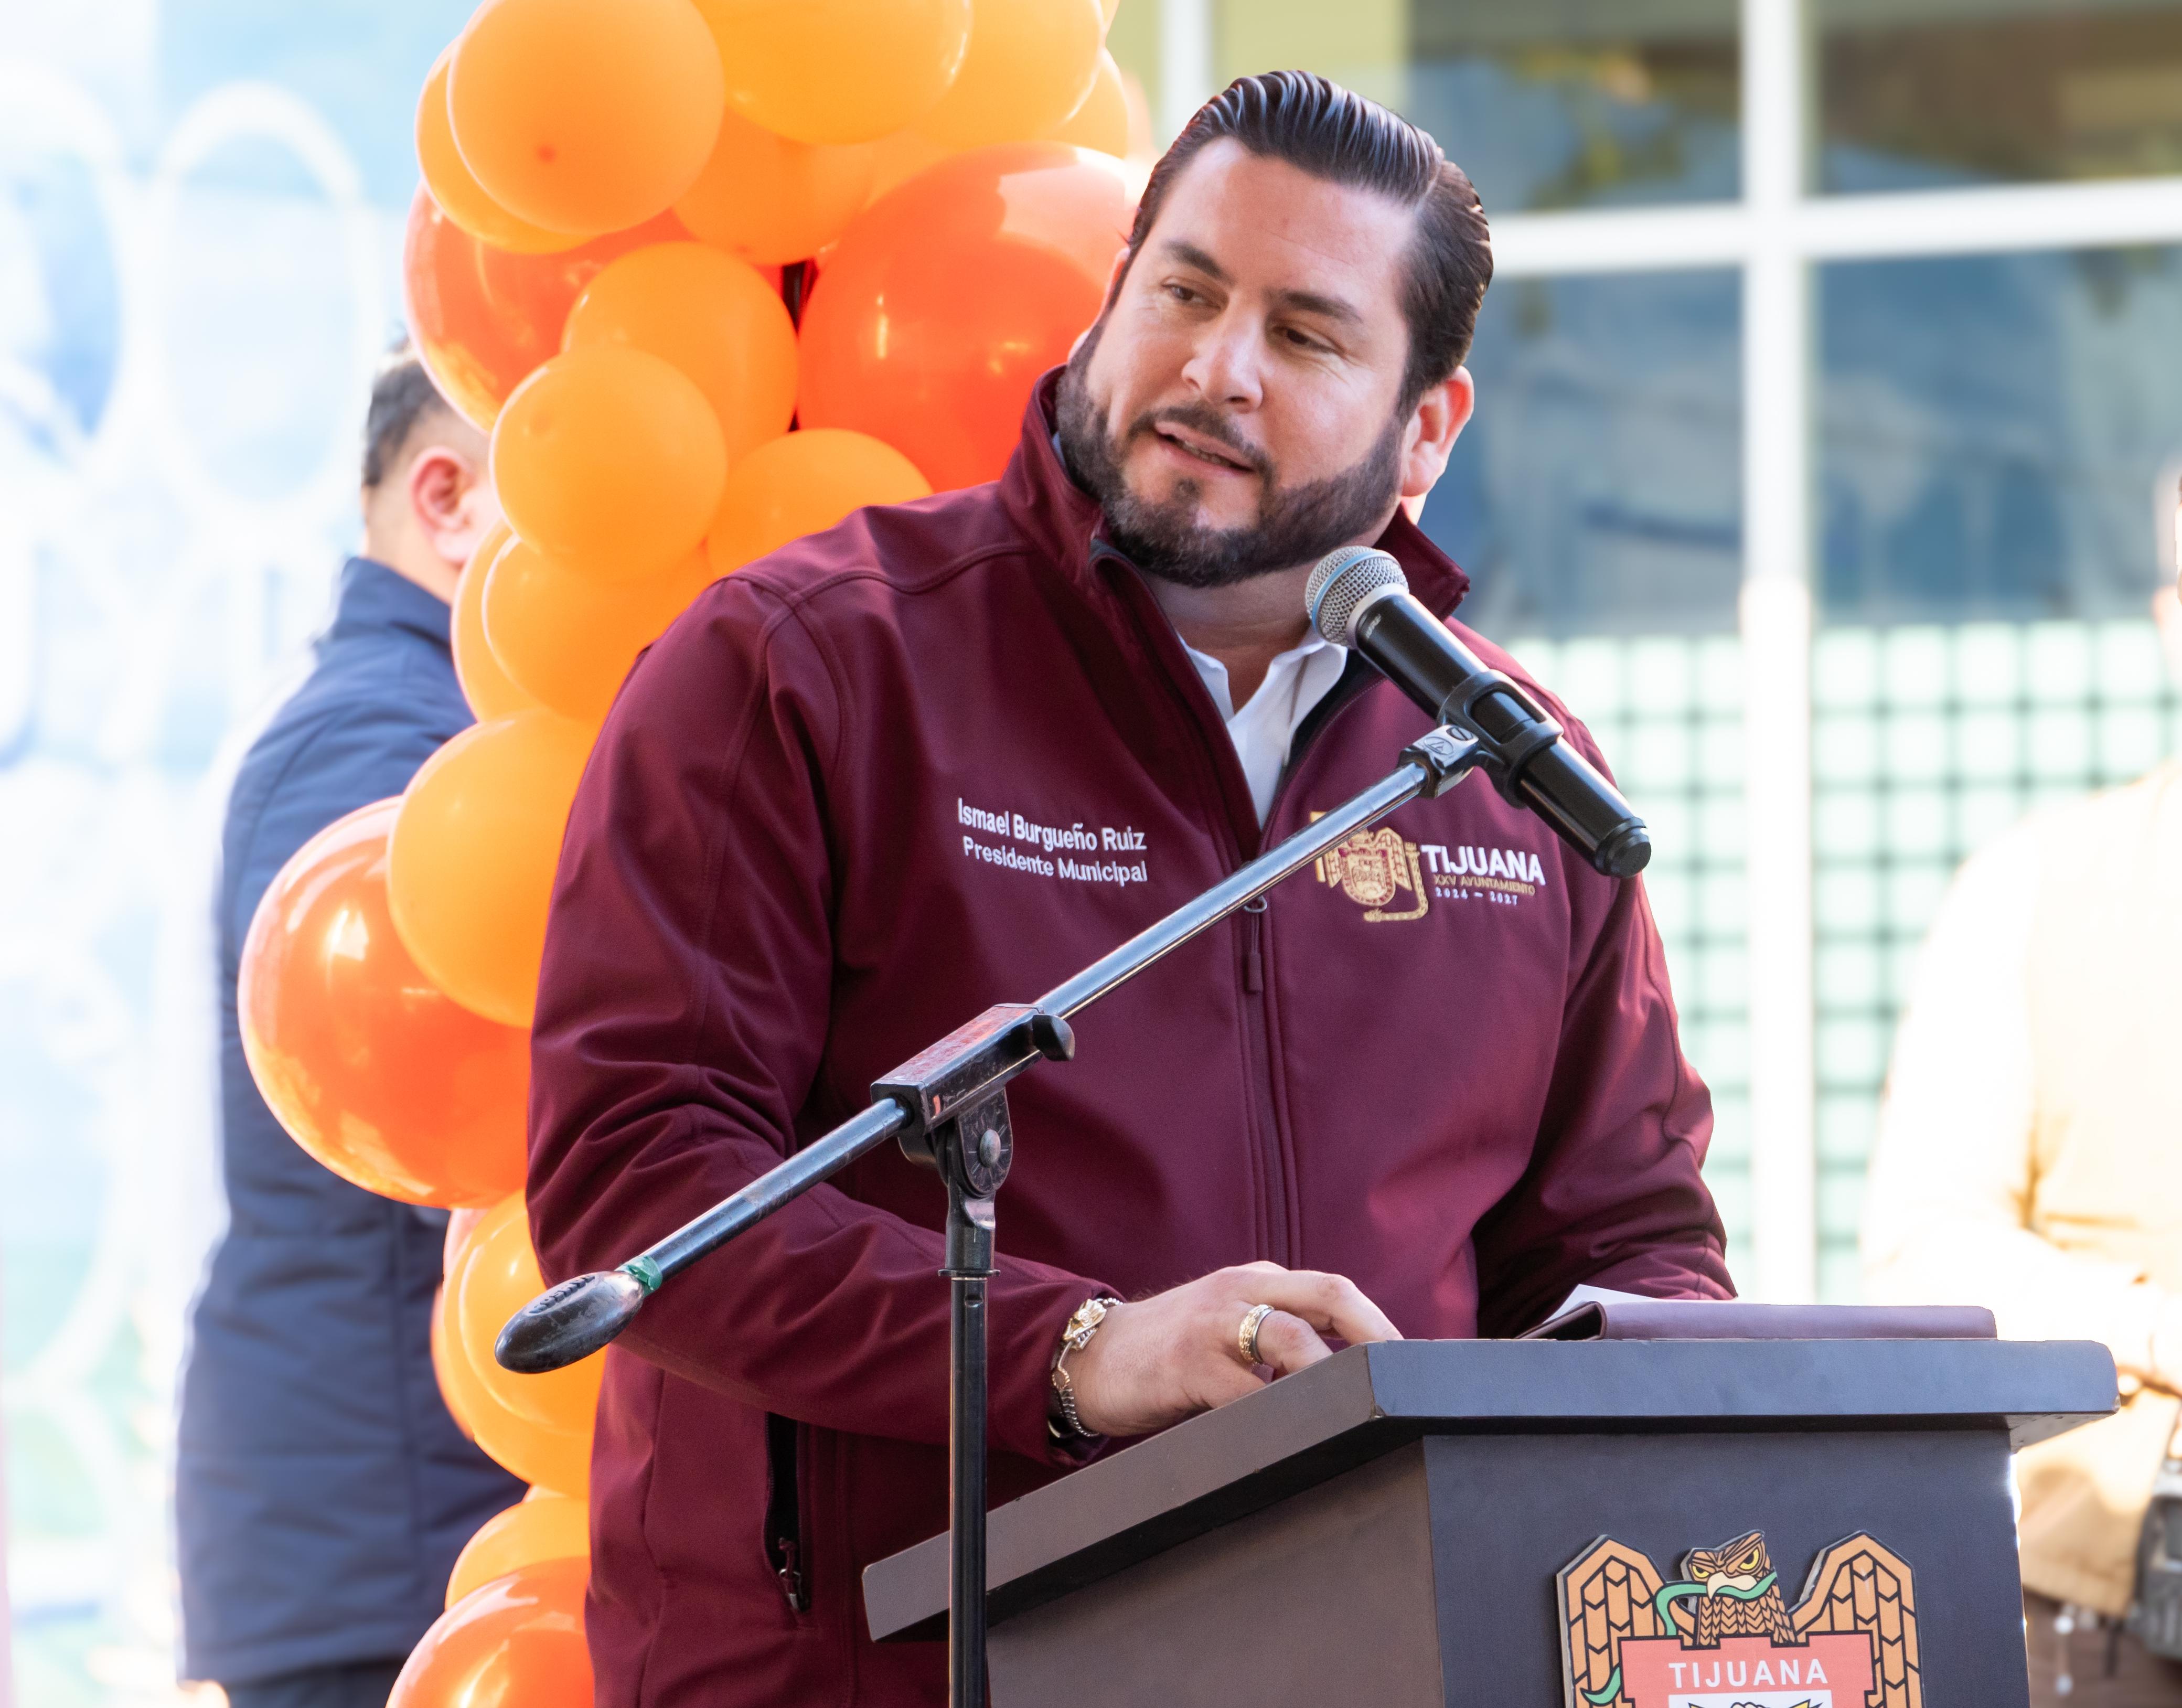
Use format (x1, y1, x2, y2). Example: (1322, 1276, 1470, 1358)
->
(1306, 547, 1652, 879)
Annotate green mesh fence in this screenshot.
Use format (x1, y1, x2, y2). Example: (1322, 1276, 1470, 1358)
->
(1505, 632, 1753, 1262)
(1509, 618, 2179, 1298)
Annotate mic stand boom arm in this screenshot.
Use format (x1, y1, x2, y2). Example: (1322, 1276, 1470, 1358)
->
(494, 727, 1484, 1708)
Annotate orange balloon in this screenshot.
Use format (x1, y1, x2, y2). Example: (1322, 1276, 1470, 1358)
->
(446, 1489, 589, 1608)
(454, 1192, 605, 1434)
(416, 48, 576, 255)
(403, 187, 688, 431)
(491, 345, 727, 581)
(707, 430, 932, 575)
(431, 1283, 475, 1440)
(673, 109, 875, 266)
(445, 1207, 489, 1276)
(1045, 49, 1129, 158)
(691, 0, 972, 145)
(483, 540, 714, 725)
(387, 710, 594, 1028)
(434, 1252, 593, 1496)
(447, 0, 724, 236)
(454, 524, 538, 720)
(239, 800, 530, 1208)
(1102, 0, 1120, 25)
(392, 1557, 592, 1708)
(865, 129, 961, 203)
(799, 144, 1133, 490)
(562, 244, 797, 469)
(916, 0, 1105, 149)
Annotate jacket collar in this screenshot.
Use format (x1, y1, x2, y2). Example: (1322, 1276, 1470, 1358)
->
(330, 556, 454, 651)
(996, 369, 1473, 621)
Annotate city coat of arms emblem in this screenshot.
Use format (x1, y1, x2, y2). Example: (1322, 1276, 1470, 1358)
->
(1558, 1531, 1919, 1708)
(1313, 825, 1429, 921)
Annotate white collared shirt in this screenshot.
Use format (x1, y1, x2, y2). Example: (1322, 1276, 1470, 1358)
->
(1183, 635, 1349, 825)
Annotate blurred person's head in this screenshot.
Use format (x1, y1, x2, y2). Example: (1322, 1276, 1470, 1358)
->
(1055, 71, 1489, 592)
(361, 348, 498, 603)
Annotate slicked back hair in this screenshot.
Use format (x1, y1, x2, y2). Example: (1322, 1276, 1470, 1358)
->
(1124, 71, 1493, 413)
(362, 346, 454, 492)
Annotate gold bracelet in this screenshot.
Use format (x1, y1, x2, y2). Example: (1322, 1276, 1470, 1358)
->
(1050, 1295, 1122, 1442)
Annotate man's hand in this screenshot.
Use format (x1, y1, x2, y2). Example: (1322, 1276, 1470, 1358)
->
(1065, 1261, 1402, 1439)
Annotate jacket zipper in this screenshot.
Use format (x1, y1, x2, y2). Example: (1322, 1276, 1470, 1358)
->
(764, 1412, 808, 1613)
(1089, 538, 1374, 1269)
(1244, 670, 1377, 1264)
(1235, 893, 1286, 1256)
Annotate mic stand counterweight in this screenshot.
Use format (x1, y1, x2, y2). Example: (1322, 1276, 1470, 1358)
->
(495, 726, 1484, 1708)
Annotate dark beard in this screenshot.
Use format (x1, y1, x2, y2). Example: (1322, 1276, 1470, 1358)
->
(1054, 332, 1406, 590)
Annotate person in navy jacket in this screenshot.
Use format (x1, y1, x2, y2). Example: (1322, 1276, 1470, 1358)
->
(177, 352, 521, 1708)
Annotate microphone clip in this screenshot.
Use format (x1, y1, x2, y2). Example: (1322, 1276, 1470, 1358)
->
(1439, 670, 1565, 808)
(1400, 725, 1486, 799)
(873, 1004, 1075, 1203)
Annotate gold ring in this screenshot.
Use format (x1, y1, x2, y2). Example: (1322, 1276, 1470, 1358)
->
(1238, 1303, 1276, 1365)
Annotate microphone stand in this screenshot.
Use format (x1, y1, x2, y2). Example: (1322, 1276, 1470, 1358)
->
(496, 726, 1483, 1708)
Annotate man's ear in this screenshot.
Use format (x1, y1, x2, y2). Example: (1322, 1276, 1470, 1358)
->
(1102, 242, 1131, 308)
(409, 443, 500, 570)
(1068, 244, 1135, 360)
(1399, 366, 1474, 504)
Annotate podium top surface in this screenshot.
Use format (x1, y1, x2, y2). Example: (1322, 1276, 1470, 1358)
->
(862, 1336, 2115, 1643)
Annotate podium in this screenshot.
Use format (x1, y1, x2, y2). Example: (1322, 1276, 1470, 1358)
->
(864, 1338, 2115, 1707)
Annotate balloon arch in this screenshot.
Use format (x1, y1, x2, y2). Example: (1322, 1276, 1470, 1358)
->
(236, 1, 1138, 1700)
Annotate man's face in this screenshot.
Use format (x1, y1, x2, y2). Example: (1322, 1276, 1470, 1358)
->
(1056, 139, 1449, 588)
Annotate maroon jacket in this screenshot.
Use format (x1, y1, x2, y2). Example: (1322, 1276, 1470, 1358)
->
(528, 377, 1732, 1708)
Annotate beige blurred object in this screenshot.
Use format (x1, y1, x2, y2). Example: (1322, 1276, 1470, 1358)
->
(2018, 1390, 2181, 1616)
(1863, 745, 2182, 1615)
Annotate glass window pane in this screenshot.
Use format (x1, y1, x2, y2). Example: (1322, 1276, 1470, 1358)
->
(1216, 0, 1741, 213)
(1444, 270, 1747, 1255)
(1427, 269, 1743, 637)
(1820, 0, 2182, 193)
(1812, 233, 2182, 1287)
(1820, 245, 2182, 624)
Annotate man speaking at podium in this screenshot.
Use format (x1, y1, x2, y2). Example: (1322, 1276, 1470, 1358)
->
(528, 71, 1732, 1708)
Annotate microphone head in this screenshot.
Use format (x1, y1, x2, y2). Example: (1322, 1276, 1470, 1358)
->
(1306, 546, 1406, 645)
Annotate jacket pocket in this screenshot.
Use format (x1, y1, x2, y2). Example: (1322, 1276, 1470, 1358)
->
(763, 1412, 809, 1614)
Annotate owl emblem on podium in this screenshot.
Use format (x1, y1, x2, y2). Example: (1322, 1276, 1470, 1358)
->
(1557, 1530, 1920, 1708)
(1682, 1531, 1797, 1645)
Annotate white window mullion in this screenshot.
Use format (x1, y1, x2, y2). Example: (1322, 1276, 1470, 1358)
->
(1741, 0, 1819, 1303)
(1798, 174, 2182, 260)
(1489, 204, 1749, 278)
